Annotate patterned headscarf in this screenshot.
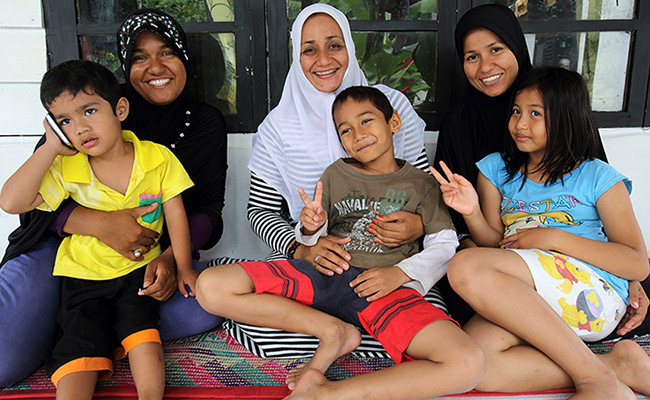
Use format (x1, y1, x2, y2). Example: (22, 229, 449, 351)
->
(117, 8, 189, 78)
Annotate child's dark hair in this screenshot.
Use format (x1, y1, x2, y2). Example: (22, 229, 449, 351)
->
(503, 67, 603, 186)
(40, 60, 121, 113)
(332, 86, 394, 124)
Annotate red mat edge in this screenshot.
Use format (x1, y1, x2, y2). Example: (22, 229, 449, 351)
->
(0, 385, 291, 399)
(0, 386, 579, 399)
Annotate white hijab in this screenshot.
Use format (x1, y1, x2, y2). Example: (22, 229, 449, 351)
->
(248, 3, 425, 220)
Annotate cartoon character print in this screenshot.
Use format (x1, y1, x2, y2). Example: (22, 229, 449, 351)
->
(534, 250, 592, 293)
(558, 289, 605, 333)
(139, 191, 162, 223)
(502, 211, 581, 238)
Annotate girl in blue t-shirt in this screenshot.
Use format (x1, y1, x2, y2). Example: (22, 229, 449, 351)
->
(431, 67, 650, 398)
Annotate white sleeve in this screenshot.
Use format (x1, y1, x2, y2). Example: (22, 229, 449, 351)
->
(396, 229, 458, 295)
(294, 220, 329, 246)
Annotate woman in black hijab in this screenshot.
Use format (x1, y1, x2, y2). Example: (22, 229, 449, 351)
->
(433, 4, 535, 327)
(115, 7, 228, 338)
(0, 9, 226, 387)
(434, 4, 533, 241)
(434, 4, 625, 328)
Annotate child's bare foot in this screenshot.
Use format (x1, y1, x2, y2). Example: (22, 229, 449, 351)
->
(286, 321, 360, 390)
(284, 369, 328, 400)
(570, 374, 636, 400)
(603, 339, 650, 395)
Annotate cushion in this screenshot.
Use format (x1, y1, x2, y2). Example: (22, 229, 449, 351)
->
(224, 285, 447, 359)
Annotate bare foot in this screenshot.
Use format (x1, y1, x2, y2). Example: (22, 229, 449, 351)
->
(286, 321, 361, 390)
(570, 375, 636, 400)
(602, 339, 650, 395)
(284, 369, 328, 400)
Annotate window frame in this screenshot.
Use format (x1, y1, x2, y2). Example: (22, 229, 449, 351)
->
(42, 0, 650, 131)
(42, 0, 267, 132)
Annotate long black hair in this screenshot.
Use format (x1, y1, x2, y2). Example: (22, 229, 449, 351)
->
(503, 67, 604, 186)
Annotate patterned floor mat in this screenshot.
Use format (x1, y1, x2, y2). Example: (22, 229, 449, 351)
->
(2, 328, 648, 399)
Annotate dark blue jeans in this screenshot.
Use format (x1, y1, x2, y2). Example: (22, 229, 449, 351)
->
(0, 236, 223, 387)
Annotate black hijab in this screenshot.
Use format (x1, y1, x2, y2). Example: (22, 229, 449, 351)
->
(434, 4, 532, 236)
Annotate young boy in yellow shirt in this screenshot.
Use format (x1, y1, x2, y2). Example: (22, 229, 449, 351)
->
(0, 60, 195, 400)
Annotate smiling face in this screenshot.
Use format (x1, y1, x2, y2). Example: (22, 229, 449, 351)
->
(48, 89, 129, 157)
(463, 28, 519, 97)
(299, 13, 349, 93)
(333, 99, 401, 174)
(509, 86, 547, 163)
(129, 31, 187, 106)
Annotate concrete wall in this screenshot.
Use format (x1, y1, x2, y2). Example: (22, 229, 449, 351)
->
(1, 1, 649, 262)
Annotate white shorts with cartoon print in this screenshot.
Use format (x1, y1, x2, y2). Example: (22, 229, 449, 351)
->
(509, 249, 626, 342)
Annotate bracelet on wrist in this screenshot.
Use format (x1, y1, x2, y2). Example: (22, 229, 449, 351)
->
(286, 240, 301, 259)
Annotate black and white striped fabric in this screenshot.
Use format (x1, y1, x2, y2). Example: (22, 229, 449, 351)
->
(222, 285, 447, 360)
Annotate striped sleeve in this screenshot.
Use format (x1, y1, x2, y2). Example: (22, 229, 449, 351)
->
(412, 147, 431, 174)
(247, 172, 296, 256)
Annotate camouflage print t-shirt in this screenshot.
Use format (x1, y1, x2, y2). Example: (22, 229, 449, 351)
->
(319, 158, 453, 269)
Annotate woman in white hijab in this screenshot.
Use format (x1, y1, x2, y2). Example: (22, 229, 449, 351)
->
(246, 3, 430, 275)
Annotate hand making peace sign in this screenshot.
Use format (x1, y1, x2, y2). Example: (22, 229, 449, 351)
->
(429, 161, 480, 217)
(298, 181, 327, 235)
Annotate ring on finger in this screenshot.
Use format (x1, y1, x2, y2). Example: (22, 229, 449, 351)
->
(133, 248, 143, 258)
(314, 255, 321, 264)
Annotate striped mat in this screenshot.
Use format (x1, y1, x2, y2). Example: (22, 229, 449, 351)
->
(1, 328, 648, 399)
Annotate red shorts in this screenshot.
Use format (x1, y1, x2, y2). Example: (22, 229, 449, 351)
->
(240, 259, 456, 363)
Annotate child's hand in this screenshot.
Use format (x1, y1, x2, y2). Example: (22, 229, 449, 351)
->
(42, 119, 77, 157)
(429, 162, 479, 216)
(349, 266, 410, 301)
(176, 267, 199, 298)
(499, 227, 559, 250)
(298, 181, 327, 235)
(617, 280, 649, 336)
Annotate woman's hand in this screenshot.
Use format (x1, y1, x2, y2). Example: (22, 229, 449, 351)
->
(429, 162, 479, 216)
(349, 266, 410, 301)
(68, 203, 160, 261)
(138, 249, 177, 301)
(293, 235, 352, 276)
(298, 181, 327, 235)
(370, 211, 424, 247)
(177, 267, 199, 298)
(616, 280, 649, 336)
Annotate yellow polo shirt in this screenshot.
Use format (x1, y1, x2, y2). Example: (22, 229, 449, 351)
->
(37, 130, 193, 280)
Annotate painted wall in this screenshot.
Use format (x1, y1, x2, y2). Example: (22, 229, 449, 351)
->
(1, 1, 649, 262)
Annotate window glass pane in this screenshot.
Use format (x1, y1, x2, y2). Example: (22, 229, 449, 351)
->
(77, 0, 138, 24)
(490, 0, 635, 21)
(80, 35, 122, 74)
(188, 33, 237, 114)
(287, 0, 438, 21)
(80, 32, 237, 115)
(77, 0, 234, 24)
(353, 31, 436, 107)
(526, 31, 631, 111)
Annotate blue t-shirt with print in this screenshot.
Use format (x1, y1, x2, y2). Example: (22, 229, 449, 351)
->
(477, 152, 632, 303)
